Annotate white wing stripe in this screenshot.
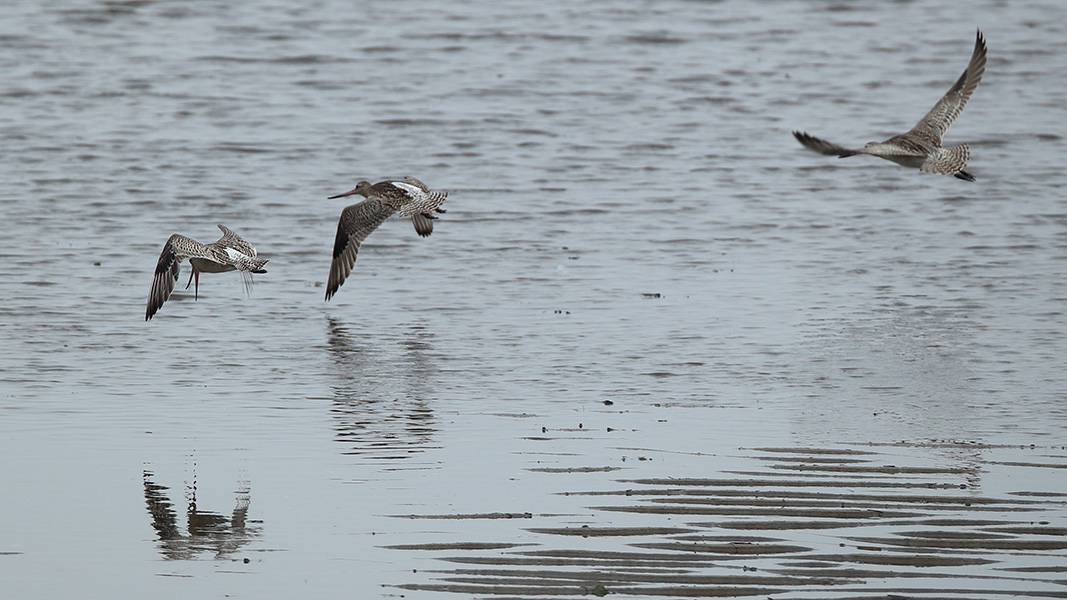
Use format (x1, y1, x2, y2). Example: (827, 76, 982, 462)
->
(389, 180, 424, 198)
(224, 247, 250, 262)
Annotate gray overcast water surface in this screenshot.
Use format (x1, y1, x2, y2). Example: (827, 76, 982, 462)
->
(1, 1, 1065, 598)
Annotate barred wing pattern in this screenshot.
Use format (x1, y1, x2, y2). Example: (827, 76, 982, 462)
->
(323, 177, 449, 301)
(390, 179, 448, 216)
(904, 30, 987, 149)
(146, 234, 209, 321)
(382, 178, 449, 237)
(214, 224, 268, 272)
(792, 29, 986, 181)
(145, 226, 269, 320)
(410, 213, 436, 237)
(325, 198, 398, 301)
(920, 144, 972, 178)
(791, 131, 858, 157)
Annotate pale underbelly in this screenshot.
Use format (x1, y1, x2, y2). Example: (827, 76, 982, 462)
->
(190, 257, 237, 273)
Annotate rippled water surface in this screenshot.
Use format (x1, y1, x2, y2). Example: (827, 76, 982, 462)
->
(2, 1, 1066, 598)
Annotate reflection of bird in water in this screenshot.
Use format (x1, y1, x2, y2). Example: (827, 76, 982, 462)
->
(142, 470, 260, 560)
(794, 30, 987, 181)
(146, 224, 269, 320)
(324, 177, 448, 301)
(324, 316, 439, 461)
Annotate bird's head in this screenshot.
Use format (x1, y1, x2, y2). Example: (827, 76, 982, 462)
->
(328, 180, 373, 199)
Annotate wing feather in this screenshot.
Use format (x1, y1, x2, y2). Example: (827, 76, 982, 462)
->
(325, 198, 396, 301)
(411, 213, 434, 237)
(215, 224, 258, 258)
(905, 29, 987, 146)
(792, 131, 858, 157)
(146, 234, 203, 320)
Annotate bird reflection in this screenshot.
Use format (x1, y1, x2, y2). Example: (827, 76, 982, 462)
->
(143, 470, 260, 560)
(325, 315, 440, 462)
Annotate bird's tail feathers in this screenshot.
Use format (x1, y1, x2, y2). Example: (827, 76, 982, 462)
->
(237, 258, 268, 295)
(921, 144, 972, 179)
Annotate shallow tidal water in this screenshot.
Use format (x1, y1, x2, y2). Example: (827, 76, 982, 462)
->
(1, 1, 1066, 598)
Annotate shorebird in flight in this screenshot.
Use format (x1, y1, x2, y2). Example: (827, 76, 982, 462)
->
(793, 29, 986, 181)
(146, 224, 268, 320)
(324, 177, 448, 301)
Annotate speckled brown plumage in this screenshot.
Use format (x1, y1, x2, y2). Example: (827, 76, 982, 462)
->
(794, 29, 986, 181)
(324, 177, 448, 301)
(146, 224, 268, 321)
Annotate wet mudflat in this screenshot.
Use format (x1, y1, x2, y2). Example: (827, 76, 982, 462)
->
(389, 443, 1067, 598)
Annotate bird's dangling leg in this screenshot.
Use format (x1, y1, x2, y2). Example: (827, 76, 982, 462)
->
(184, 267, 201, 300)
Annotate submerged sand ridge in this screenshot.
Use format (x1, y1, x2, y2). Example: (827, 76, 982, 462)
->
(390, 443, 1067, 598)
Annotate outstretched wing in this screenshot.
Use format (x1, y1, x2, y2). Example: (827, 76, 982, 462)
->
(792, 131, 858, 157)
(325, 198, 397, 301)
(146, 234, 204, 320)
(905, 29, 986, 147)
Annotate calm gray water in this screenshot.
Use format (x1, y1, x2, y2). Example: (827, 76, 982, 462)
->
(2, 1, 1066, 598)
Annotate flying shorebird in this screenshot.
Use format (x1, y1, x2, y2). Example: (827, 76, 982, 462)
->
(145, 224, 268, 321)
(324, 177, 448, 301)
(793, 29, 987, 181)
